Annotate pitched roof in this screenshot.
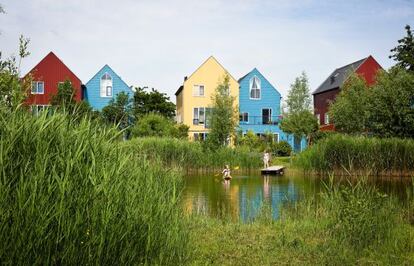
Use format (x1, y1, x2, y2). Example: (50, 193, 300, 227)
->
(175, 56, 237, 96)
(312, 57, 368, 95)
(85, 64, 133, 92)
(238, 68, 281, 95)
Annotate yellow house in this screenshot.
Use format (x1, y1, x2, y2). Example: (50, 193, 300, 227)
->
(175, 56, 239, 141)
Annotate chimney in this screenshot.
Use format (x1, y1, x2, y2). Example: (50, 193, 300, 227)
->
(184, 76, 188, 81)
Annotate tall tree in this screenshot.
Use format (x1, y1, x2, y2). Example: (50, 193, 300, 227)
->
(51, 79, 77, 110)
(366, 68, 414, 138)
(280, 72, 318, 145)
(207, 75, 237, 148)
(133, 87, 175, 119)
(390, 25, 414, 72)
(0, 35, 31, 111)
(328, 74, 370, 134)
(102, 92, 132, 130)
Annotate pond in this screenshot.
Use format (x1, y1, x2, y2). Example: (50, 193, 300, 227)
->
(182, 172, 413, 221)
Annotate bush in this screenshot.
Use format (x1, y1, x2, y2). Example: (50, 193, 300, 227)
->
(271, 141, 292, 156)
(0, 110, 189, 264)
(131, 113, 189, 139)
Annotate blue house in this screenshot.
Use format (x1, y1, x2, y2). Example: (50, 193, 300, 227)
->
(238, 68, 306, 152)
(84, 65, 133, 110)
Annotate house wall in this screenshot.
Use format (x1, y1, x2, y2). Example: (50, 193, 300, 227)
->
(239, 68, 306, 152)
(355, 56, 382, 86)
(178, 57, 239, 141)
(313, 87, 340, 126)
(25, 52, 82, 106)
(84, 65, 133, 111)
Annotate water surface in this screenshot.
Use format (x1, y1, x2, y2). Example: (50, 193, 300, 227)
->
(182, 173, 412, 221)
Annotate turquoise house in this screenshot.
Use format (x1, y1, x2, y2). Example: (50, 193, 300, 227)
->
(238, 68, 306, 152)
(84, 65, 133, 110)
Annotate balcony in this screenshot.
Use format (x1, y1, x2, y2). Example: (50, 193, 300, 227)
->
(239, 115, 282, 125)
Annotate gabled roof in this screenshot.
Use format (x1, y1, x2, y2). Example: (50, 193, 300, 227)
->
(312, 57, 368, 95)
(175, 56, 237, 96)
(24, 51, 81, 82)
(85, 64, 133, 92)
(238, 68, 281, 95)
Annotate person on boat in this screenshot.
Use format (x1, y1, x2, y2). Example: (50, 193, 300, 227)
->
(222, 165, 232, 180)
(263, 150, 270, 169)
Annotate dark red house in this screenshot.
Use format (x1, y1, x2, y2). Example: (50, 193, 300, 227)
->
(312, 55, 382, 131)
(24, 52, 82, 113)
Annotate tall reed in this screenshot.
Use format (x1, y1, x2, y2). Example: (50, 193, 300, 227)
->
(296, 134, 414, 176)
(123, 137, 262, 172)
(0, 110, 189, 264)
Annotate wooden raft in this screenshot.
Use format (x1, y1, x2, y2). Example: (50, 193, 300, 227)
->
(261, 166, 285, 175)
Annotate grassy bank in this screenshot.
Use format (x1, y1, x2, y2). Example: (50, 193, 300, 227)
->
(123, 137, 263, 172)
(0, 110, 189, 264)
(296, 134, 414, 176)
(189, 179, 414, 265)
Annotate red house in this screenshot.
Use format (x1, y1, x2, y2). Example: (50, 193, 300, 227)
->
(24, 52, 82, 113)
(312, 55, 382, 131)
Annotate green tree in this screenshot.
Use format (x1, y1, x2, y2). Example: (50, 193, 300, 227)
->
(390, 25, 414, 72)
(0, 35, 31, 111)
(328, 74, 369, 134)
(131, 113, 189, 139)
(133, 87, 175, 119)
(366, 67, 414, 138)
(102, 92, 132, 130)
(51, 79, 77, 110)
(207, 75, 237, 148)
(280, 72, 318, 145)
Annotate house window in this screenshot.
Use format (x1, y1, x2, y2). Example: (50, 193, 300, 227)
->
(239, 112, 249, 123)
(100, 73, 113, 97)
(325, 113, 330, 124)
(194, 132, 208, 141)
(262, 108, 272, 124)
(193, 107, 211, 127)
(249, 76, 261, 99)
(274, 133, 279, 143)
(316, 114, 320, 125)
(31, 105, 48, 116)
(31, 81, 44, 94)
(193, 85, 205, 96)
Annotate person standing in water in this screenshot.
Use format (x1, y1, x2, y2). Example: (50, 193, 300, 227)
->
(263, 150, 270, 169)
(222, 164, 232, 180)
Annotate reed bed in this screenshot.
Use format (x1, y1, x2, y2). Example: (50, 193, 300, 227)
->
(123, 137, 263, 172)
(0, 110, 189, 265)
(296, 134, 414, 176)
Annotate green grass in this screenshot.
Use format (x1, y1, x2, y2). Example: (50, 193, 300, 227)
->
(0, 110, 189, 264)
(296, 134, 414, 176)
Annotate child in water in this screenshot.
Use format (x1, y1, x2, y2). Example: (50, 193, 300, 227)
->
(222, 165, 232, 180)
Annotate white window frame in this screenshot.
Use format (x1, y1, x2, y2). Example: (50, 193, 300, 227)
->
(325, 113, 330, 125)
(316, 114, 321, 125)
(193, 107, 207, 125)
(273, 133, 279, 143)
(239, 112, 249, 123)
(31, 81, 45, 94)
(100, 73, 113, 98)
(249, 76, 261, 100)
(193, 85, 205, 97)
(30, 104, 49, 116)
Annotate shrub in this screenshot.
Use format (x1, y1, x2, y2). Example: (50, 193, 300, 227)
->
(271, 141, 292, 156)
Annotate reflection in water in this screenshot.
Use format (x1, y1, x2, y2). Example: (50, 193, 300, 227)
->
(182, 174, 413, 221)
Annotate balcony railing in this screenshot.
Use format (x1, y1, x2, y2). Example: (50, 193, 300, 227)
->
(239, 115, 282, 125)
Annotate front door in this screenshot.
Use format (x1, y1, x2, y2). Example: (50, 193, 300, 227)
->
(262, 108, 271, 124)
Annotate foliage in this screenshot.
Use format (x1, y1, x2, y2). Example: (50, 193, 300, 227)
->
(281, 72, 318, 143)
(101, 91, 132, 130)
(123, 137, 262, 171)
(0, 110, 189, 264)
(271, 141, 292, 156)
(285, 71, 312, 113)
(131, 113, 188, 138)
(133, 87, 175, 119)
(238, 130, 260, 151)
(207, 75, 237, 148)
(50, 79, 77, 109)
(0, 35, 31, 111)
(296, 134, 414, 176)
(366, 67, 414, 138)
(390, 24, 414, 72)
(328, 74, 369, 134)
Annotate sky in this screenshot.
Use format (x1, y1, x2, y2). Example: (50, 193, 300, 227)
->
(0, 0, 413, 102)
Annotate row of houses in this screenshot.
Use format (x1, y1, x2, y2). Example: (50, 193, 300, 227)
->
(24, 52, 133, 112)
(175, 55, 382, 151)
(23, 51, 382, 152)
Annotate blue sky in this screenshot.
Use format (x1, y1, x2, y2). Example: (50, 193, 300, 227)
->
(0, 0, 413, 102)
